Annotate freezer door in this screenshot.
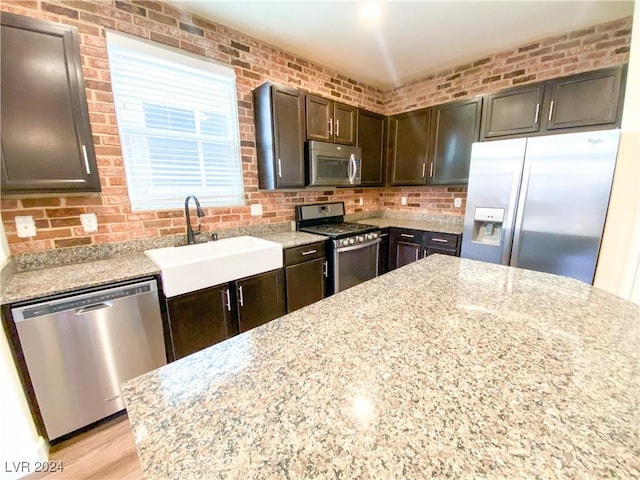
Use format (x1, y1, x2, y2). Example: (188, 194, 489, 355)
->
(510, 129, 620, 284)
(461, 138, 527, 265)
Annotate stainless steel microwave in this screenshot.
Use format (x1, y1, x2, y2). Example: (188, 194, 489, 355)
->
(307, 141, 361, 186)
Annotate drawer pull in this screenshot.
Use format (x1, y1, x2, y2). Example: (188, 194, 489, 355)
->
(379, 233, 389, 237)
(400, 234, 414, 238)
(302, 249, 317, 255)
(323, 260, 328, 277)
(432, 238, 448, 243)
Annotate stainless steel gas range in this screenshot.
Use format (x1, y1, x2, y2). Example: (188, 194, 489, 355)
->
(296, 202, 380, 295)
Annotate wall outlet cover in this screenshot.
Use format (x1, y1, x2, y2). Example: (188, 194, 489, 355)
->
(401, 197, 407, 205)
(15, 216, 36, 238)
(250, 204, 263, 216)
(80, 213, 98, 233)
(454, 198, 462, 208)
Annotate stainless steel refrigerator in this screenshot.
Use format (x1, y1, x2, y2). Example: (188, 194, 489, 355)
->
(461, 129, 620, 284)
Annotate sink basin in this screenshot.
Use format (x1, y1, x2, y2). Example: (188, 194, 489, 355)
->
(145, 236, 283, 297)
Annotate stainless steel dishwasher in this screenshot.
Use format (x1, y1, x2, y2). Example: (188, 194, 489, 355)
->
(11, 278, 166, 441)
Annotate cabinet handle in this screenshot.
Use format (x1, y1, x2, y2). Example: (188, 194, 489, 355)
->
(429, 163, 434, 178)
(423, 249, 427, 258)
(301, 249, 317, 255)
(431, 238, 448, 243)
(336, 119, 340, 137)
(379, 233, 389, 237)
(534, 103, 540, 124)
(82, 145, 91, 175)
(328, 118, 333, 136)
(548, 101, 555, 122)
(277, 158, 282, 178)
(323, 260, 328, 277)
(422, 163, 426, 178)
(400, 233, 414, 238)
(238, 285, 244, 307)
(224, 288, 231, 311)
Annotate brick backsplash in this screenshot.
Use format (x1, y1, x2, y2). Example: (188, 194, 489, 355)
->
(0, 1, 632, 254)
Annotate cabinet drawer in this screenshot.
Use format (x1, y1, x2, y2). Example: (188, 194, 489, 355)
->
(423, 232, 459, 250)
(284, 241, 326, 266)
(390, 228, 423, 243)
(425, 248, 458, 257)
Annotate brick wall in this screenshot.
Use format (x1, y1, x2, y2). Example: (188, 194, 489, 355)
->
(380, 16, 632, 214)
(0, 1, 633, 254)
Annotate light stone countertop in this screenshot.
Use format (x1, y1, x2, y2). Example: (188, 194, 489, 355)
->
(122, 255, 640, 479)
(358, 216, 464, 234)
(0, 232, 326, 305)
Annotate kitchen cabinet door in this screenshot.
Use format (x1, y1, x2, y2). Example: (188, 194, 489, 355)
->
(334, 102, 357, 145)
(306, 94, 333, 142)
(428, 97, 482, 185)
(286, 258, 326, 312)
(306, 95, 356, 145)
(236, 268, 286, 333)
(543, 66, 624, 131)
(254, 82, 306, 189)
(389, 109, 430, 185)
(481, 83, 544, 139)
(422, 231, 461, 257)
(357, 109, 386, 186)
(389, 228, 424, 270)
(167, 284, 236, 360)
(1, 13, 100, 194)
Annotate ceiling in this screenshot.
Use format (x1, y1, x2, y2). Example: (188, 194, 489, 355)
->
(175, 0, 634, 89)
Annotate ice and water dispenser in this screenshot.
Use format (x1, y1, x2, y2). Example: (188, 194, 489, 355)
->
(471, 207, 504, 245)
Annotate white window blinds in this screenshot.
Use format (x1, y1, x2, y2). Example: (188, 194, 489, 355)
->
(105, 31, 244, 211)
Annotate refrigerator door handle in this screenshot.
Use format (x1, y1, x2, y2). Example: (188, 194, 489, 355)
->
(509, 154, 534, 268)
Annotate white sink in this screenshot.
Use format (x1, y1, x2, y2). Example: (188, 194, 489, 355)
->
(145, 236, 283, 298)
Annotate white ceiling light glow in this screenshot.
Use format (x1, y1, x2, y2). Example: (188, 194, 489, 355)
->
(359, 2, 382, 20)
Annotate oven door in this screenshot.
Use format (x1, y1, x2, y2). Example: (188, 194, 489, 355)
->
(332, 238, 380, 293)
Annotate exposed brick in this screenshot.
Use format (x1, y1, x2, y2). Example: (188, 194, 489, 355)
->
(437, 82, 451, 90)
(55, 237, 92, 248)
(218, 44, 239, 57)
(595, 38, 629, 50)
(41, 2, 78, 18)
(553, 40, 581, 51)
(287, 61, 303, 72)
(569, 27, 595, 39)
(149, 10, 176, 26)
(529, 47, 552, 58)
(541, 53, 565, 62)
(62, 1, 97, 13)
(242, 70, 262, 81)
(614, 28, 632, 38)
(231, 40, 250, 52)
(452, 91, 468, 98)
(473, 57, 492, 67)
(503, 69, 526, 79)
(615, 46, 631, 54)
(518, 42, 540, 53)
(446, 73, 461, 81)
(512, 74, 537, 85)
(115, 1, 146, 17)
(481, 75, 501, 84)
(21, 198, 62, 208)
(506, 54, 527, 64)
(132, 1, 163, 12)
(150, 31, 180, 48)
(179, 22, 204, 37)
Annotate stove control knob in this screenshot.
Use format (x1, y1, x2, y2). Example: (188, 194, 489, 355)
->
(372, 232, 378, 239)
(366, 233, 373, 240)
(341, 239, 349, 246)
(348, 238, 355, 245)
(357, 235, 365, 242)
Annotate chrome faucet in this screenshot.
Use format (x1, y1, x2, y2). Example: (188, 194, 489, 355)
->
(184, 195, 205, 245)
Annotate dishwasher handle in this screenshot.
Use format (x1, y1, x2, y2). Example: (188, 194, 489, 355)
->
(75, 302, 113, 315)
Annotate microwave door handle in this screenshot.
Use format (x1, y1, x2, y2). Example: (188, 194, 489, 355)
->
(349, 154, 356, 184)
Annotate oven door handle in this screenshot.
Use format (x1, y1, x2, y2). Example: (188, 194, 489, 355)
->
(335, 237, 380, 253)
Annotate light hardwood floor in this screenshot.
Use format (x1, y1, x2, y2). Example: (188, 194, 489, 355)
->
(25, 415, 143, 480)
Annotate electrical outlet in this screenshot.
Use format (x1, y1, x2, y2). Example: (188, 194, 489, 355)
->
(358, 197, 363, 206)
(15, 216, 36, 238)
(401, 197, 407, 206)
(250, 204, 263, 216)
(80, 213, 98, 233)
(454, 198, 462, 208)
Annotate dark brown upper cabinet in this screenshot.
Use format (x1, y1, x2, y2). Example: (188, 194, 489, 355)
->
(305, 94, 356, 145)
(427, 97, 482, 185)
(1, 13, 100, 195)
(389, 109, 431, 185)
(356, 109, 386, 186)
(254, 82, 306, 189)
(481, 83, 545, 139)
(542, 66, 625, 131)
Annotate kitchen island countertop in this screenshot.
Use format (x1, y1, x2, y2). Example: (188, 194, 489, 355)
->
(0, 231, 325, 305)
(122, 255, 639, 479)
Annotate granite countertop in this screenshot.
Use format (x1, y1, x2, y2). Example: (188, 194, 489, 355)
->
(0, 231, 326, 305)
(122, 255, 639, 479)
(358, 216, 464, 234)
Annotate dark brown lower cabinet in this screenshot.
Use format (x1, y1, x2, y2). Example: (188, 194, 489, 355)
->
(166, 284, 236, 360)
(284, 241, 327, 313)
(378, 229, 390, 275)
(236, 269, 286, 333)
(389, 228, 461, 271)
(166, 268, 285, 360)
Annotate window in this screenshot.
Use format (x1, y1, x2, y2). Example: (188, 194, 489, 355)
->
(105, 31, 244, 211)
